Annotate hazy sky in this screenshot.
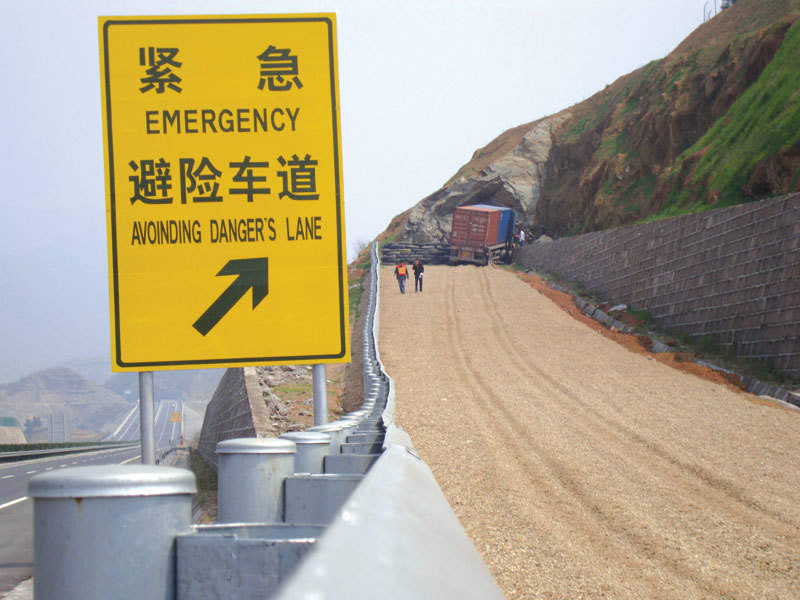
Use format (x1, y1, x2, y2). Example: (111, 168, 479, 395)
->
(0, 0, 709, 382)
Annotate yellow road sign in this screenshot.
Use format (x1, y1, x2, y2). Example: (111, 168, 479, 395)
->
(169, 412, 183, 423)
(98, 15, 349, 371)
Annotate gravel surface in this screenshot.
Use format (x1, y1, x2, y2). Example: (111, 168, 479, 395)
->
(379, 264, 800, 599)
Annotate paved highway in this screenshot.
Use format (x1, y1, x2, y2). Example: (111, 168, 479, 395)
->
(0, 445, 142, 595)
(109, 399, 185, 452)
(0, 399, 185, 596)
(155, 399, 185, 451)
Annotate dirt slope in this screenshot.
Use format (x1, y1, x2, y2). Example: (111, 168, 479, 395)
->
(379, 265, 800, 599)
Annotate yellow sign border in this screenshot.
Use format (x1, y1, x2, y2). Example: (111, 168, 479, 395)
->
(99, 14, 349, 370)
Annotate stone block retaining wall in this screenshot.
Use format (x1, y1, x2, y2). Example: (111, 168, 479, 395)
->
(518, 193, 800, 380)
(380, 242, 450, 265)
(197, 367, 271, 469)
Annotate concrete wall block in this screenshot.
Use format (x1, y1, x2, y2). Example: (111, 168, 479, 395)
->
(346, 433, 386, 444)
(340, 442, 384, 455)
(283, 475, 364, 525)
(324, 454, 380, 475)
(518, 193, 800, 378)
(197, 368, 259, 470)
(177, 525, 322, 600)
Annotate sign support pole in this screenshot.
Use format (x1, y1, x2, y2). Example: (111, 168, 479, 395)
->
(180, 401, 184, 446)
(138, 371, 155, 464)
(313, 365, 327, 426)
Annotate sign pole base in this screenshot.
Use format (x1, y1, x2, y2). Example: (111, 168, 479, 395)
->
(139, 371, 156, 464)
(313, 365, 327, 426)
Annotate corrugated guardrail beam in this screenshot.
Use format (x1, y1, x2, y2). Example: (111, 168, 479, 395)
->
(0, 442, 139, 463)
(276, 443, 502, 599)
(28, 240, 502, 599)
(275, 241, 503, 599)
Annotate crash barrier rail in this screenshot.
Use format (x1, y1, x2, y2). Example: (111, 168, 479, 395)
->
(27, 241, 502, 599)
(0, 442, 139, 464)
(155, 445, 184, 465)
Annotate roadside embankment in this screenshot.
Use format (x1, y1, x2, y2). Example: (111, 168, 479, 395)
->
(380, 264, 800, 599)
(518, 193, 800, 381)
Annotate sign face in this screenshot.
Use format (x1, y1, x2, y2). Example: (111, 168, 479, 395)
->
(98, 15, 349, 371)
(169, 412, 183, 423)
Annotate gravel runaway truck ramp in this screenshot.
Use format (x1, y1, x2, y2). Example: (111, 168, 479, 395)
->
(379, 264, 800, 599)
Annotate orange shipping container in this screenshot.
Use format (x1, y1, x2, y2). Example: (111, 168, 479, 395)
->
(450, 205, 501, 247)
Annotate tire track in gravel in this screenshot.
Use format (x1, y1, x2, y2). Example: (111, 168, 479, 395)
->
(442, 267, 735, 599)
(474, 267, 799, 541)
(383, 265, 800, 598)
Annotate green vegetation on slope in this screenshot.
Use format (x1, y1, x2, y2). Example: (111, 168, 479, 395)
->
(659, 19, 800, 214)
(397, 0, 800, 239)
(534, 0, 800, 236)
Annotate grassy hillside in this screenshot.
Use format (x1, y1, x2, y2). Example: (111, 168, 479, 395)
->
(533, 0, 800, 235)
(387, 0, 800, 243)
(656, 18, 800, 217)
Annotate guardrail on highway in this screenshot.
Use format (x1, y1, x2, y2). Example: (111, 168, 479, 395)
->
(0, 442, 139, 464)
(27, 241, 502, 599)
(275, 242, 502, 599)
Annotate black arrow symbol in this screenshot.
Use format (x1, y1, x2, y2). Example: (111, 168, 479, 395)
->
(193, 258, 269, 336)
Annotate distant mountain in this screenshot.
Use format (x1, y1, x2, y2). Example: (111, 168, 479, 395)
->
(0, 364, 224, 442)
(389, 0, 800, 242)
(104, 368, 225, 404)
(61, 357, 224, 404)
(62, 357, 117, 385)
(0, 368, 127, 440)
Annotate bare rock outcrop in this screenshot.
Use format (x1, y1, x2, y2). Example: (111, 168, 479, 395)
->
(384, 3, 800, 243)
(0, 422, 26, 444)
(401, 115, 568, 243)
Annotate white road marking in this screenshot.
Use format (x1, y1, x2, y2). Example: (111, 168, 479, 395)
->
(1, 475, 14, 479)
(45, 467, 53, 471)
(26, 471, 36, 474)
(0, 497, 28, 511)
(120, 455, 142, 465)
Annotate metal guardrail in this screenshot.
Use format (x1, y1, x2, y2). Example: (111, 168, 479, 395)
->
(275, 241, 502, 598)
(0, 442, 139, 463)
(26, 240, 502, 599)
(155, 446, 180, 465)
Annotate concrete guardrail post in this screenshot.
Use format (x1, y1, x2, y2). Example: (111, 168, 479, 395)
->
(337, 416, 361, 433)
(29, 465, 195, 600)
(216, 438, 296, 524)
(306, 422, 345, 455)
(336, 418, 359, 436)
(279, 431, 330, 474)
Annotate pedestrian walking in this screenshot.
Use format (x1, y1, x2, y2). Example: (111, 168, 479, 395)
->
(413, 259, 424, 292)
(394, 261, 409, 293)
(518, 229, 525, 246)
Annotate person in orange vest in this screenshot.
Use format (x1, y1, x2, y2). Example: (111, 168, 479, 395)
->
(394, 261, 409, 293)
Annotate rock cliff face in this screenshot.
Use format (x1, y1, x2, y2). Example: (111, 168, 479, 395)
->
(387, 0, 800, 243)
(401, 116, 568, 243)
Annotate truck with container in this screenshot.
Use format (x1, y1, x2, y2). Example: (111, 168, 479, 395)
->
(449, 204, 516, 265)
